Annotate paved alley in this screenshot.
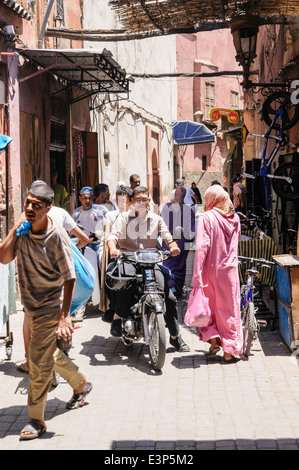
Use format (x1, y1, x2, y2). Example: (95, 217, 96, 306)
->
(1, 252, 299, 451)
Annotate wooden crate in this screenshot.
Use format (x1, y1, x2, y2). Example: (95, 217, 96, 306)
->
(273, 254, 299, 350)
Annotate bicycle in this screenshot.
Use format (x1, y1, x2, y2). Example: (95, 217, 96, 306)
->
(242, 90, 299, 207)
(238, 256, 275, 356)
(237, 207, 273, 237)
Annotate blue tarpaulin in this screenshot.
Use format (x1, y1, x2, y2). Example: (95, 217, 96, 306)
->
(0, 134, 12, 151)
(172, 120, 215, 145)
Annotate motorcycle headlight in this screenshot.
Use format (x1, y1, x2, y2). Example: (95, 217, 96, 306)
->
(137, 250, 162, 264)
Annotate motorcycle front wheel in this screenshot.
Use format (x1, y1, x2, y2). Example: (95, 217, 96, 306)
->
(147, 311, 166, 371)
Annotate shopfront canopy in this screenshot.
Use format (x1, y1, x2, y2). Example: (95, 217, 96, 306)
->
(18, 48, 132, 103)
(172, 120, 215, 145)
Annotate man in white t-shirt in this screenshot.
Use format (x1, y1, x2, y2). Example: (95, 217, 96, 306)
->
(72, 187, 105, 264)
(49, 206, 90, 248)
(171, 178, 197, 206)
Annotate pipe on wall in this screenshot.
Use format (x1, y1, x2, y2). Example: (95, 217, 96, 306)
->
(38, 0, 55, 49)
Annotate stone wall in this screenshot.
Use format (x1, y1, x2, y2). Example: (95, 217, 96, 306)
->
(183, 170, 224, 198)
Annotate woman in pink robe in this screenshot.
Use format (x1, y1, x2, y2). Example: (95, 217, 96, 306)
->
(191, 185, 243, 362)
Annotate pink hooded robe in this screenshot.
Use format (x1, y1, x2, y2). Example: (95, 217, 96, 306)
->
(191, 208, 243, 355)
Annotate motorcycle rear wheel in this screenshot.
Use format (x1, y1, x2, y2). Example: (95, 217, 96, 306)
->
(147, 311, 166, 371)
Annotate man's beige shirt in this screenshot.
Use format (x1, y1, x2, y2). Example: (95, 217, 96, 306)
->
(108, 208, 173, 252)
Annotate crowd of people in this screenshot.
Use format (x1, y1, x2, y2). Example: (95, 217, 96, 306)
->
(0, 172, 245, 441)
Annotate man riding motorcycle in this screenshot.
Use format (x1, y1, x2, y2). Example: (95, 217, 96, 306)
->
(107, 186, 190, 352)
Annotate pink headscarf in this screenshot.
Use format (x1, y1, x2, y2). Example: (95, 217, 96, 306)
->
(204, 184, 235, 217)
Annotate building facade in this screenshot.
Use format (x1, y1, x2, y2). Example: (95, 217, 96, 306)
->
(82, 0, 177, 208)
(243, 21, 299, 253)
(175, 30, 243, 196)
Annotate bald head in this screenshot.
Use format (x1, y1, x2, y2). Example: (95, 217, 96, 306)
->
(174, 186, 186, 204)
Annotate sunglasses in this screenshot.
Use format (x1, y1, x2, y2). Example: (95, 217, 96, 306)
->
(134, 197, 149, 203)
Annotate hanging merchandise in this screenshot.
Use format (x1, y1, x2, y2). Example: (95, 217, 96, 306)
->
(76, 133, 84, 167)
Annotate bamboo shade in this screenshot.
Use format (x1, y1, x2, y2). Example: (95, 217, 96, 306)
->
(108, 0, 299, 33)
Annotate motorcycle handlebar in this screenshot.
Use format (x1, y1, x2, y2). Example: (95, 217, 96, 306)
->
(76, 224, 98, 242)
(113, 250, 171, 262)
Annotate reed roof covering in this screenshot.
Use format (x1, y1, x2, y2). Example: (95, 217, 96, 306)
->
(108, 0, 299, 34)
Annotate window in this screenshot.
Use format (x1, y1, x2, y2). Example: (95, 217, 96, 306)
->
(204, 82, 215, 120)
(202, 155, 207, 171)
(230, 91, 239, 110)
(56, 0, 65, 24)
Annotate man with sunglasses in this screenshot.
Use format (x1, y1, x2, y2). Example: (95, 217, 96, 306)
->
(107, 186, 190, 352)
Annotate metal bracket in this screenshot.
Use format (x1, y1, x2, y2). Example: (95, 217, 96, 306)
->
(243, 81, 291, 95)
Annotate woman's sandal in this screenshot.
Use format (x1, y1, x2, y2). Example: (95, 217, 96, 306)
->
(19, 422, 47, 440)
(223, 355, 241, 364)
(205, 346, 221, 356)
(66, 382, 93, 410)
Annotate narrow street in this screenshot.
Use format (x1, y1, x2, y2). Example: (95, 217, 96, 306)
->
(1, 252, 299, 451)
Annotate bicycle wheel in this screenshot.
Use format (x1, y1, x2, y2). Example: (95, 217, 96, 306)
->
(262, 91, 299, 130)
(272, 162, 299, 200)
(242, 301, 258, 357)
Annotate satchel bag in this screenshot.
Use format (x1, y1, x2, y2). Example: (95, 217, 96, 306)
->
(184, 286, 211, 328)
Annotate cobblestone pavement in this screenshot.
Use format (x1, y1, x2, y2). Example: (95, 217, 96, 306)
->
(1, 252, 299, 451)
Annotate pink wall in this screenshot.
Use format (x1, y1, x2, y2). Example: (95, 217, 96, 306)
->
(176, 30, 243, 175)
(21, 0, 83, 49)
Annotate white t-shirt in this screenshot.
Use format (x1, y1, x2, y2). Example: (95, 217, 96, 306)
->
(72, 206, 105, 234)
(48, 206, 76, 232)
(171, 187, 195, 205)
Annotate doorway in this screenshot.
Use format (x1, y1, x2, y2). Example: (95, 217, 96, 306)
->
(146, 126, 161, 206)
(50, 119, 67, 188)
(152, 148, 160, 205)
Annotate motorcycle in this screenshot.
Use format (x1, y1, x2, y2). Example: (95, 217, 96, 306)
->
(105, 248, 171, 371)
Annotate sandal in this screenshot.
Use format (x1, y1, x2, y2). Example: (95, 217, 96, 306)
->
(223, 355, 241, 364)
(19, 422, 47, 441)
(17, 363, 29, 374)
(206, 346, 221, 356)
(66, 382, 93, 410)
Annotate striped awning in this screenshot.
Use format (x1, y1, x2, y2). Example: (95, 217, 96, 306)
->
(2, 0, 31, 20)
